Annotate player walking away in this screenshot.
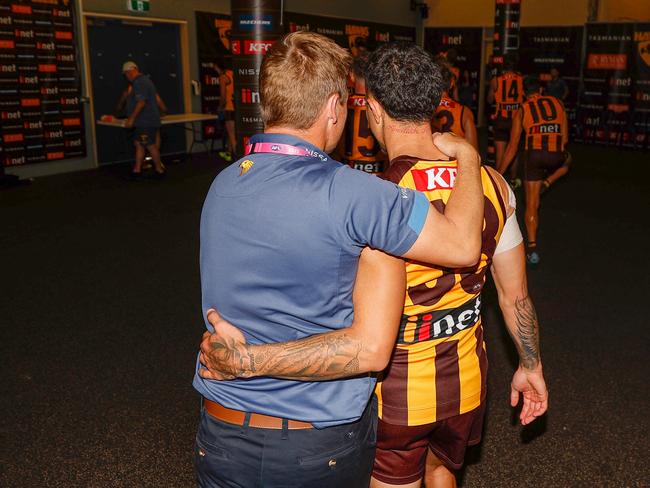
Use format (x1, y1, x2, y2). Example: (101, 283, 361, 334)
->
(488, 54, 524, 187)
(432, 59, 478, 151)
(339, 54, 386, 176)
(442, 48, 460, 101)
(198, 42, 548, 488)
(498, 76, 570, 265)
(217, 58, 236, 162)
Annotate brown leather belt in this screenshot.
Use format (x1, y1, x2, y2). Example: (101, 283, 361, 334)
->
(204, 399, 314, 430)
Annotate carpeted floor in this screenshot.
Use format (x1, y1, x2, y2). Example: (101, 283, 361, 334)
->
(1, 146, 649, 487)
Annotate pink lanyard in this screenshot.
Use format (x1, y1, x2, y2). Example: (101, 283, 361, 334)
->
(244, 142, 321, 159)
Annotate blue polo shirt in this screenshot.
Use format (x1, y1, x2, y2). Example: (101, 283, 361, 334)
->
(126, 74, 161, 128)
(194, 133, 429, 428)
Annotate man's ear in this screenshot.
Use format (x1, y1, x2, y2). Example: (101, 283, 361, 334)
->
(366, 96, 383, 125)
(326, 93, 342, 125)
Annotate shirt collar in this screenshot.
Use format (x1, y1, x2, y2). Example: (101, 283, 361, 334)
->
(249, 133, 329, 162)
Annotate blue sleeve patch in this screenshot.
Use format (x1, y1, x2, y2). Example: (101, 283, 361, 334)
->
(407, 191, 429, 235)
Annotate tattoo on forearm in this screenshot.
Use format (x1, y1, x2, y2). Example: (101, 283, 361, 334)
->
(207, 330, 364, 380)
(244, 334, 363, 380)
(513, 296, 540, 369)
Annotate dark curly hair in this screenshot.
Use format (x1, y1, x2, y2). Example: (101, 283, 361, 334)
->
(524, 76, 541, 95)
(365, 42, 443, 123)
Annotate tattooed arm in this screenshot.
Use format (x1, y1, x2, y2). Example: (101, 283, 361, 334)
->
(199, 248, 406, 381)
(491, 243, 549, 425)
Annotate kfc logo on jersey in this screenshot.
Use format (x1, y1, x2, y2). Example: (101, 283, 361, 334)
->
(244, 40, 273, 55)
(349, 97, 366, 107)
(411, 166, 458, 191)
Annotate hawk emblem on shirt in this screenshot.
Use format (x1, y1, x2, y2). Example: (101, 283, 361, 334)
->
(239, 159, 254, 176)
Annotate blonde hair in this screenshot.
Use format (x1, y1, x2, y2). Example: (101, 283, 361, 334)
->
(260, 31, 351, 130)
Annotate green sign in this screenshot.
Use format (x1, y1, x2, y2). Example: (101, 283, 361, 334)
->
(127, 0, 150, 13)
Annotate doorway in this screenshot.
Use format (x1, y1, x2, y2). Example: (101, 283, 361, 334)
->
(85, 16, 186, 165)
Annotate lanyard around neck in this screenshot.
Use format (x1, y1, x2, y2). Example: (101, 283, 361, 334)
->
(245, 142, 322, 159)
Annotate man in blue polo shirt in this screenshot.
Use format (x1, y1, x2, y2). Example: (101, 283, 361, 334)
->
(194, 32, 483, 487)
(122, 61, 166, 179)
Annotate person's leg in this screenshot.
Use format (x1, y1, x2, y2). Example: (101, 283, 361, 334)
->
(225, 119, 236, 156)
(524, 180, 542, 263)
(424, 450, 457, 488)
(371, 477, 421, 488)
(133, 141, 145, 174)
(146, 143, 165, 175)
(543, 152, 571, 189)
(372, 418, 432, 488)
(495, 140, 507, 172)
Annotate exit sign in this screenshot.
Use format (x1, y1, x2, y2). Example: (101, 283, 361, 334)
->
(127, 0, 150, 12)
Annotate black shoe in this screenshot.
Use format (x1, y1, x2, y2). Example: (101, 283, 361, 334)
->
(150, 170, 166, 180)
(128, 171, 144, 181)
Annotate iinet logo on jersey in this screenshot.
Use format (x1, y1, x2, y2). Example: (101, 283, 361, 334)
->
(240, 88, 260, 104)
(411, 166, 457, 191)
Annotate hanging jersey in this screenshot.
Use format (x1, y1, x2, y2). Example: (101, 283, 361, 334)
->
(376, 158, 508, 426)
(493, 72, 523, 120)
(222, 69, 234, 111)
(521, 94, 566, 152)
(342, 94, 385, 175)
(433, 96, 466, 138)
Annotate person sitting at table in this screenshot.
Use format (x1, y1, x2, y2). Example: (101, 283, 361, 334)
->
(121, 61, 166, 180)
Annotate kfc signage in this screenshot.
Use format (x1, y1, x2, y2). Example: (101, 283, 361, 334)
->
(243, 40, 273, 55)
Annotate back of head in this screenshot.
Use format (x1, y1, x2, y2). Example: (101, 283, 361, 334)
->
(445, 48, 458, 64)
(503, 53, 518, 72)
(434, 55, 454, 94)
(351, 53, 369, 82)
(260, 31, 351, 130)
(365, 42, 443, 123)
(524, 76, 541, 96)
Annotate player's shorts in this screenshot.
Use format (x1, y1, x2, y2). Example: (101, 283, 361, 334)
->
(372, 403, 486, 485)
(493, 116, 513, 142)
(524, 150, 566, 181)
(223, 110, 235, 122)
(133, 126, 158, 147)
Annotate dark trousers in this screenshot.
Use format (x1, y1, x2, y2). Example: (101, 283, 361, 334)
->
(195, 397, 377, 488)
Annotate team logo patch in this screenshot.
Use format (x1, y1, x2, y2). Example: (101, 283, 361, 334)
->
(239, 159, 254, 176)
(638, 40, 650, 68)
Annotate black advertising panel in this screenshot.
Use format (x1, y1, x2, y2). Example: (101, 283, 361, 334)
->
(0, 0, 85, 167)
(195, 12, 231, 141)
(578, 23, 635, 147)
(493, 0, 520, 60)
(632, 23, 650, 150)
(424, 27, 483, 115)
(519, 26, 584, 135)
(230, 0, 283, 150)
(284, 11, 416, 50)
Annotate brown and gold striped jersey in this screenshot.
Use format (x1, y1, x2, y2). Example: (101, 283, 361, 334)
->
(376, 157, 508, 426)
(521, 94, 566, 152)
(341, 94, 385, 175)
(493, 72, 524, 120)
(433, 96, 466, 138)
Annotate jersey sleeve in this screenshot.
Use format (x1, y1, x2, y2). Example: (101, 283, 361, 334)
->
(329, 165, 429, 256)
(494, 184, 523, 255)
